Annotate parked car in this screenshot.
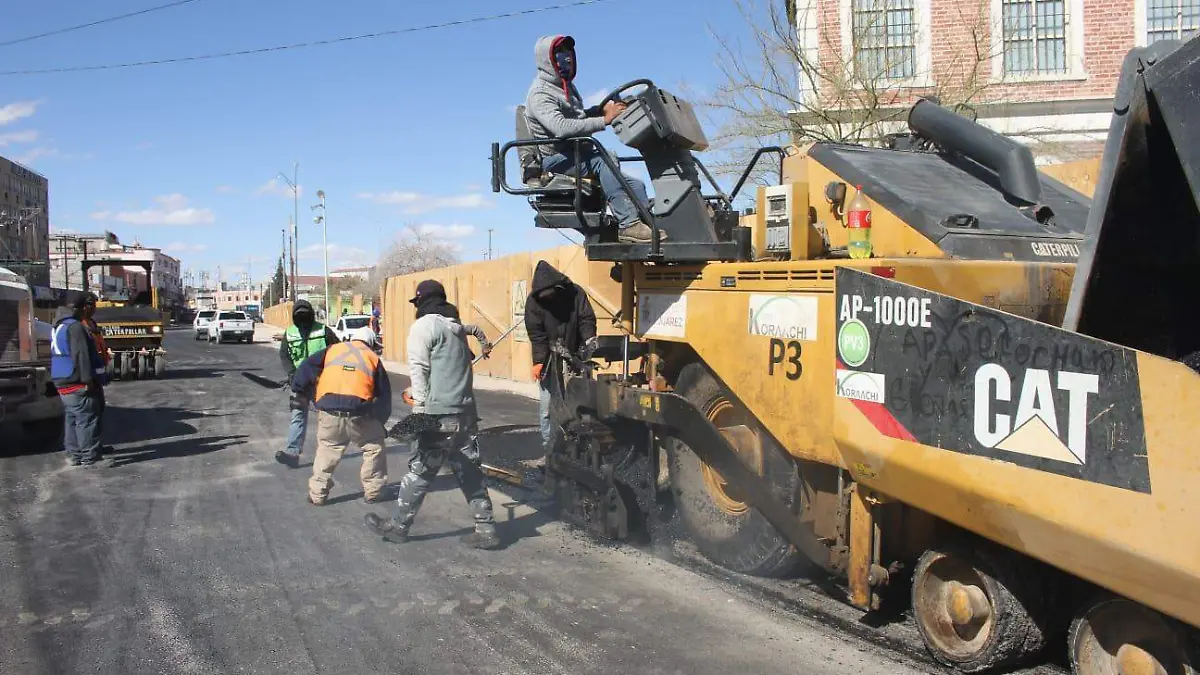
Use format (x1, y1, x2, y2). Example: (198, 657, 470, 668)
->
(207, 311, 254, 344)
(333, 314, 373, 341)
(193, 309, 217, 340)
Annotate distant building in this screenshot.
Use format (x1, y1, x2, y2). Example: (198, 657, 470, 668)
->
(787, 0, 1199, 160)
(0, 156, 50, 293)
(213, 288, 262, 311)
(49, 231, 184, 309)
(329, 265, 374, 281)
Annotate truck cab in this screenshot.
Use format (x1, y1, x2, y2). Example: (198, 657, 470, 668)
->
(0, 267, 63, 447)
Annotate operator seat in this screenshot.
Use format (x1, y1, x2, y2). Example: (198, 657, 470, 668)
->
(515, 105, 610, 233)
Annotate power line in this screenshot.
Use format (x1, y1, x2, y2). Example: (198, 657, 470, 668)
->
(0, 0, 612, 76)
(0, 0, 205, 49)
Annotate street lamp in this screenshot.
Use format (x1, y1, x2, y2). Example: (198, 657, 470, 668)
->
(312, 190, 328, 318)
(276, 161, 299, 302)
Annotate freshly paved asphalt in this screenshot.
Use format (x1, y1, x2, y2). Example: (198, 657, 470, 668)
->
(0, 328, 930, 675)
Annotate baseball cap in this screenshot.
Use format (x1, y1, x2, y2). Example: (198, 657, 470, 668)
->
(409, 279, 446, 305)
(72, 292, 98, 310)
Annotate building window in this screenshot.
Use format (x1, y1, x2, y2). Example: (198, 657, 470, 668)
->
(849, 0, 918, 80)
(1000, 0, 1068, 75)
(1147, 0, 1200, 43)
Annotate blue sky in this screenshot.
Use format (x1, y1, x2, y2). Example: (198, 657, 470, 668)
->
(0, 0, 760, 285)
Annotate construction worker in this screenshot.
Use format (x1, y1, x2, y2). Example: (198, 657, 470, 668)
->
(364, 279, 500, 550)
(290, 325, 391, 505)
(524, 34, 662, 244)
(51, 293, 107, 466)
(277, 299, 339, 468)
(524, 260, 598, 454)
(81, 306, 112, 450)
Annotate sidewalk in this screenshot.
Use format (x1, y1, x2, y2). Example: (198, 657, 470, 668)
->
(253, 322, 538, 401)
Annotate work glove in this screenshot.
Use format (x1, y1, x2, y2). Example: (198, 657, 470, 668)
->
(401, 389, 415, 406)
(480, 342, 493, 359)
(288, 390, 308, 411)
(578, 336, 599, 361)
(531, 362, 544, 381)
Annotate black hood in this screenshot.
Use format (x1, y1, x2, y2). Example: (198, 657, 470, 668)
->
(292, 299, 316, 328)
(531, 261, 571, 296)
(415, 294, 461, 321)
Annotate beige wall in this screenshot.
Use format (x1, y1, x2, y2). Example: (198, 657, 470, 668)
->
(264, 302, 293, 329)
(1040, 157, 1102, 197)
(383, 244, 630, 383)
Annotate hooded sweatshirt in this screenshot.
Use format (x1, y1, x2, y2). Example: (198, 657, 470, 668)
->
(278, 298, 339, 377)
(406, 305, 476, 417)
(523, 261, 597, 366)
(524, 35, 606, 160)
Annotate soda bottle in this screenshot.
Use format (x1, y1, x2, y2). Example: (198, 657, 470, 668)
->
(846, 184, 872, 260)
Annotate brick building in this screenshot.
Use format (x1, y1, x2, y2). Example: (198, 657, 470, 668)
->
(0, 156, 49, 292)
(789, 0, 1198, 159)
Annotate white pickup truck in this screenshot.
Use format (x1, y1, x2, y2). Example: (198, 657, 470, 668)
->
(207, 310, 254, 344)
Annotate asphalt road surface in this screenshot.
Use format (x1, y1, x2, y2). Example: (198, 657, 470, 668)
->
(0, 328, 932, 675)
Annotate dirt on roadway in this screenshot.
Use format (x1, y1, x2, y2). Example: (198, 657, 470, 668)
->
(0, 328, 932, 675)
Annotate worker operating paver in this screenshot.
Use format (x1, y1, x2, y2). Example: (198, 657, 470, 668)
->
(364, 279, 500, 550)
(290, 325, 391, 505)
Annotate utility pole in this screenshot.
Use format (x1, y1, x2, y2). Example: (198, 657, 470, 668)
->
(277, 162, 300, 302)
(288, 217, 296, 302)
(312, 190, 328, 318)
(488, 228, 494, 260)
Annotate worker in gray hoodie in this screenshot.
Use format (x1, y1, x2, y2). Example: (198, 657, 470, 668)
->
(524, 34, 663, 245)
(364, 280, 500, 550)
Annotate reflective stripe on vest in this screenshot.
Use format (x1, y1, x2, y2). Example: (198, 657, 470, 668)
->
(285, 323, 328, 367)
(314, 341, 379, 403)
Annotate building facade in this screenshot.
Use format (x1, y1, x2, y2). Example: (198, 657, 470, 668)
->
(790, 0, 1198, 159)
(213, 289, 262, 311)
(49, 232, 185, 310)
(0, 156, 50, 292)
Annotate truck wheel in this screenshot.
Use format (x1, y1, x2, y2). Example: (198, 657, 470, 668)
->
(1069, 594, 1197, 675)
(665, 362, 802, 578)
(912, 542, 1054, 673)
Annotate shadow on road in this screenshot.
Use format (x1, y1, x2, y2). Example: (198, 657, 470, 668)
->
(163, 366, 264, 380)
(102, 405, 228, 446)
(106, 433, 248, 468)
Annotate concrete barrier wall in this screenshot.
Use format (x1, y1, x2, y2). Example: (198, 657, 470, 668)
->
(264, 302, 293, 329)
(1040, 157, 1101, 197)
(382, 244, 634, 383)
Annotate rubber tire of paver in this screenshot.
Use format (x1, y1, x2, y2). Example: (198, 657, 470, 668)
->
(119, 354, 132, 380)
(912, 541, 1054, 673)
(665, 361, 803, 578)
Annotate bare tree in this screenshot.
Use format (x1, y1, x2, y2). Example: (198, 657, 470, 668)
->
(704, 0, 997, 181)
(374, 224, 461, 284)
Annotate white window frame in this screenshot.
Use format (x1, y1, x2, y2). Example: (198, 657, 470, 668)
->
(1135, 0, 1200, 46)
(990, 0, 1088, 83)
(839, 0, 934, 89)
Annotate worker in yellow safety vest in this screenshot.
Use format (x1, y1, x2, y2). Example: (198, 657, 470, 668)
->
(276, 299, 339, 468)
(290, 325, 392, 505)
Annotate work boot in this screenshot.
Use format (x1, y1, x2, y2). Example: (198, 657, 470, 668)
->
(362, 492, 388, 505)
(460, 528, 501, 550)
(618, 220, 667, 244)
(275, 450, 300, 469)
(364, 513, 408, 544)
(307, 495, 325, 506)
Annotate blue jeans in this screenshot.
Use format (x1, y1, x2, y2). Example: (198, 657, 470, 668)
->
(542, 148, 649, 228)
(286, 405, 308, 456)
(62, 389, 102, 462)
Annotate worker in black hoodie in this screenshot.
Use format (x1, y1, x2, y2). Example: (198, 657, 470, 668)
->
(524, 260, 598, 453)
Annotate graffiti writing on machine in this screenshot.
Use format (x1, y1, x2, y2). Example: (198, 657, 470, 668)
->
(833, 268, 1150, 493)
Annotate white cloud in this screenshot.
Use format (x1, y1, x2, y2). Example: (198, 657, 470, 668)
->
(215, 185, 235, 194)
(90, 193, 215, 226)
(164, 242, 208, 253)
(298, 243, 371, 267)
(13, 147, 56, 165)
(0, 100, 39, 126)
(256, 178, 303, 198)
(355, 190, 493, 215)
(415, 223, 475, 238)
(582, 88, 609, 107)
(0, 130, 38, 147)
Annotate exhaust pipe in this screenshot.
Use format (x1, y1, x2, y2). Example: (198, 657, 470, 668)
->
(908, 99, 1042, 205)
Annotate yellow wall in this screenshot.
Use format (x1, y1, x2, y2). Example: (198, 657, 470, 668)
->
(264, 302, 293, 329)
(383, 244, 629, 383)
(1040, 157, 1101, 197)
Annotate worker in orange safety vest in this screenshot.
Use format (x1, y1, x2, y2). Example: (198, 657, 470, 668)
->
(290, 325, 392, 505)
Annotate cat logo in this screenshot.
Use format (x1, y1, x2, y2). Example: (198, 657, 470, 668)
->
(972, 364, 1099, 465)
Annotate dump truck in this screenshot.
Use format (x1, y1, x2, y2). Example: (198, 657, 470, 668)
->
(0, 266, 63, 445)
(490, 36, 1200, 675)
(83, 259, 167, 380)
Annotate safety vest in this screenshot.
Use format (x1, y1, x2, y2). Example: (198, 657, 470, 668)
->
(85, 319, 110, 366)
(315, 341, 380, 403)
(50, 318, 104, 381)
(285, 323, 329, 367)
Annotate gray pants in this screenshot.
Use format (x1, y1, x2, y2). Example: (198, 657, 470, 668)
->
(392, 413, 496, 536)
(62, 389, 103, 462)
